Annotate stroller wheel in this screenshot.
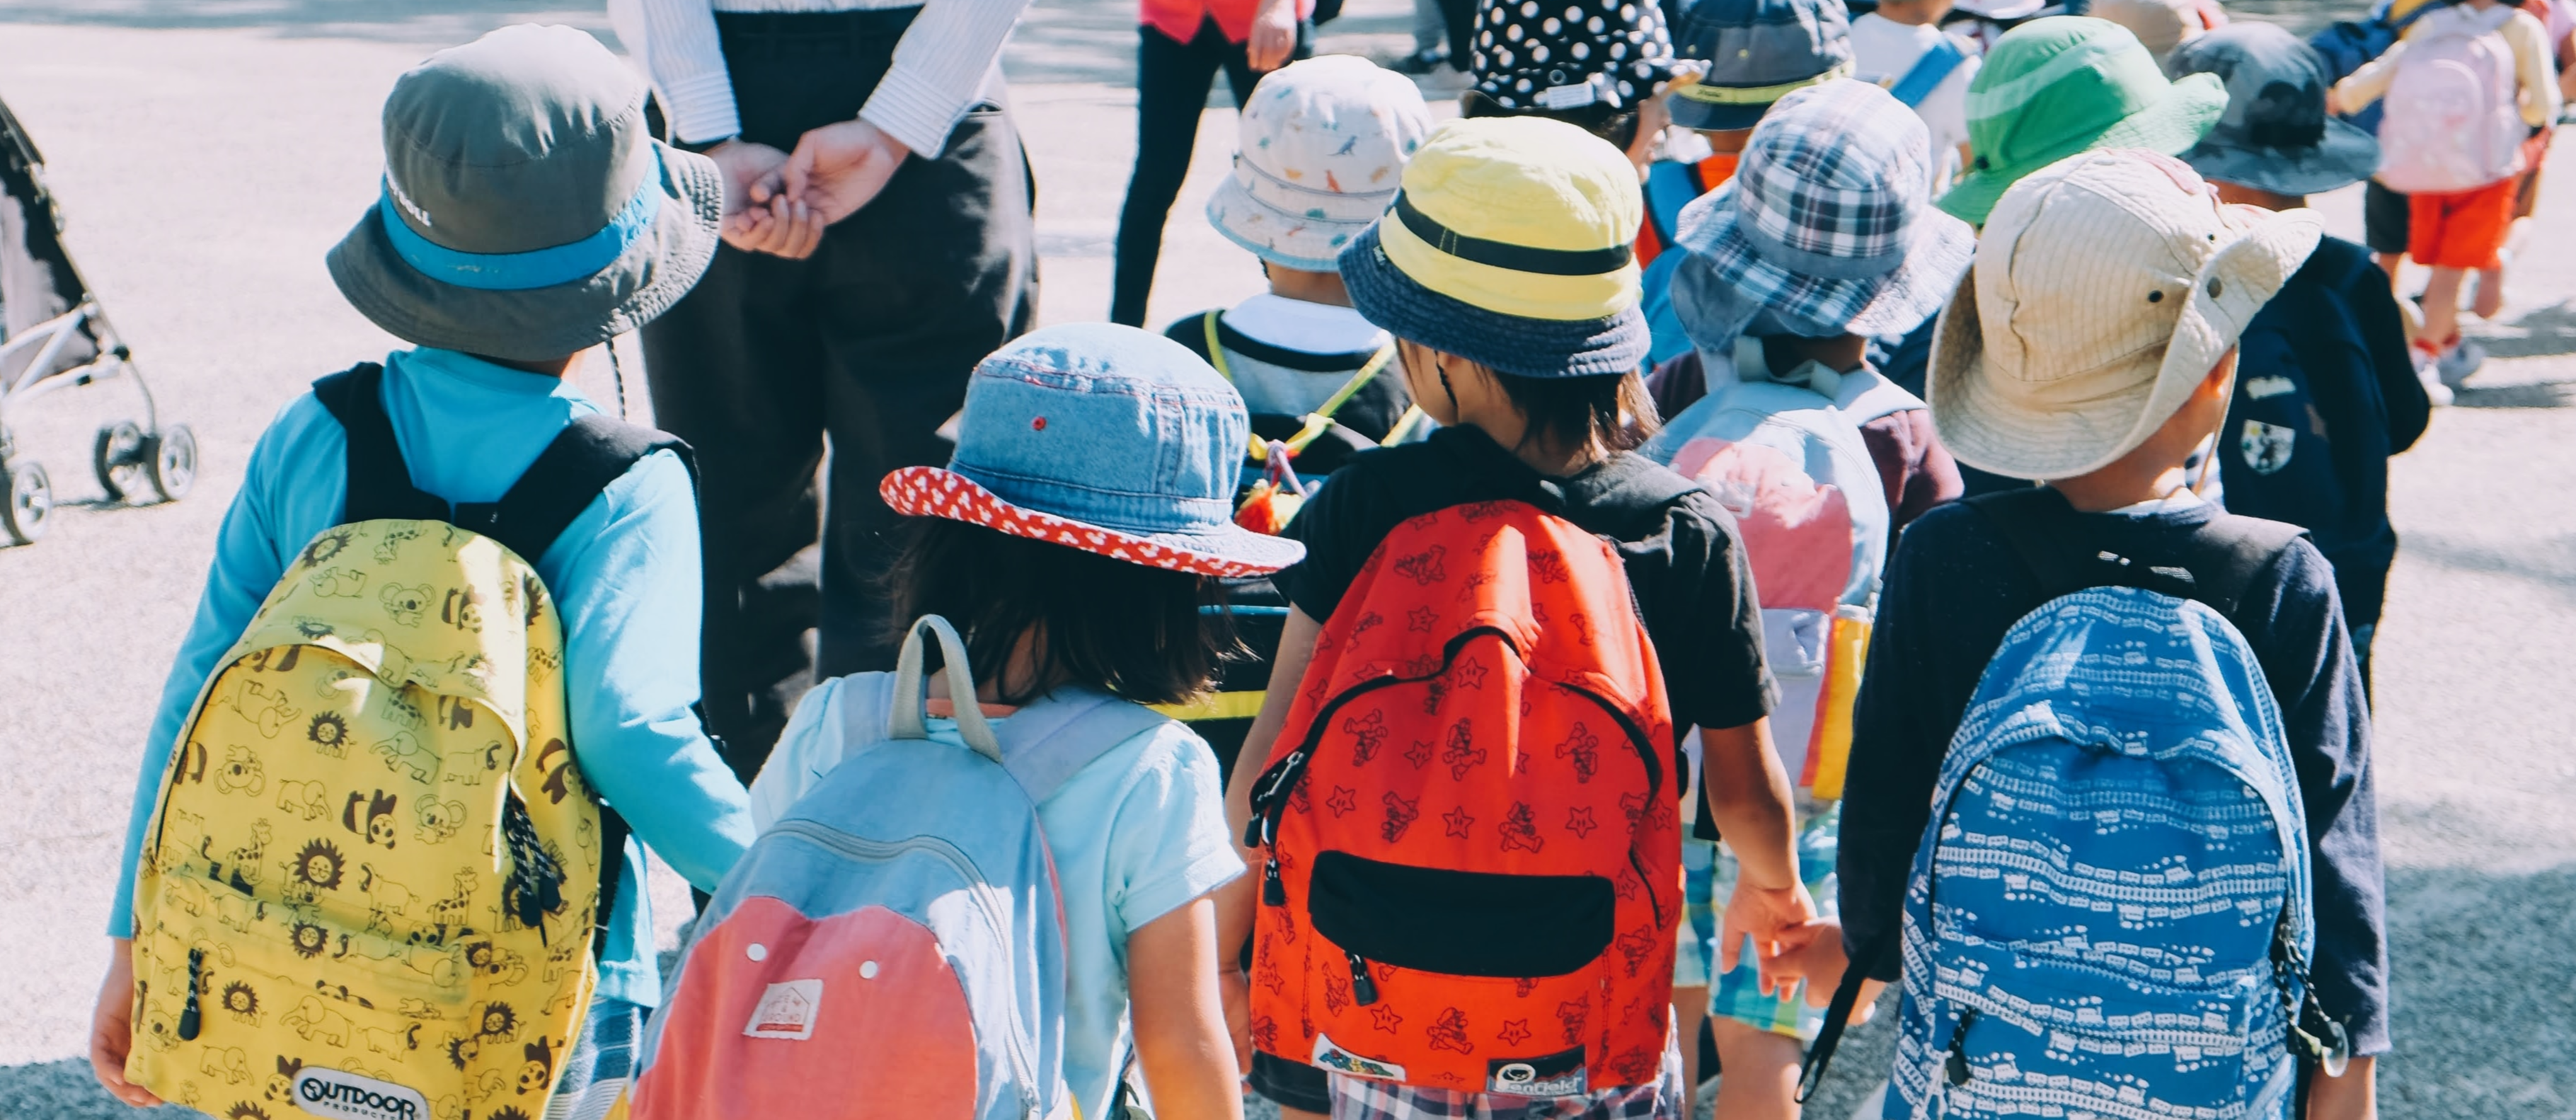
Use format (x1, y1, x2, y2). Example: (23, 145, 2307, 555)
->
(2, 460, 52, 545)
(146, 424, 197, 502)
(93, 420, 147, 502)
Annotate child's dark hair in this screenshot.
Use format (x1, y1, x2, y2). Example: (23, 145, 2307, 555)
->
(1491, 369, 1662, 454)
(881, 518, 1234, 707)
(1461, 90, 1641, 154)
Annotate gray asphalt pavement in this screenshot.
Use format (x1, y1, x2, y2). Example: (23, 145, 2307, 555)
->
(0, 1, 2570, 1117)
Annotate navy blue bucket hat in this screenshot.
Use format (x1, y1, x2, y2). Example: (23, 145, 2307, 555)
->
(2166, 22, 2381, 196)
(1667, 0, 1854, 131)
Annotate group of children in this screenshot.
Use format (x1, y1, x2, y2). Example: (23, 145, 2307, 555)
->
(84, 0, 2459, 1116)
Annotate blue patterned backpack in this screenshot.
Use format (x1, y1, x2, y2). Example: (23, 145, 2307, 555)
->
(1800, 489, 2351, 1119)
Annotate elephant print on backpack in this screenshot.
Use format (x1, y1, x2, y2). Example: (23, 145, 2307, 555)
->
(276, 780, 329, 820)
(223, 680, 301, 738)
(372, 732, 439, 784)
(281, 995, 353, 1046)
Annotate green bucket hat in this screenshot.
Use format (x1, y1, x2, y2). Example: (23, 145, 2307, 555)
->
(327, 25, 723, 362)
(1936, 16, 2227, 224)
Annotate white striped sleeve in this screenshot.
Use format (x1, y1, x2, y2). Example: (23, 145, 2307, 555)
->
(860, 0, 1032, 158)
(636, 0, 744, 145)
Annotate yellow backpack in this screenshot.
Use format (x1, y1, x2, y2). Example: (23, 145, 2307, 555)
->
(127, 364, 672, 1120)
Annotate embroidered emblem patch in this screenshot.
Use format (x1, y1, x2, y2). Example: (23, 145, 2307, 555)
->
(1486, 1046, 1587, 1095)
(742, 979, 824, 1040)
(2240, 420, 2296, 475)
(1313, 1033, 1408, 1081)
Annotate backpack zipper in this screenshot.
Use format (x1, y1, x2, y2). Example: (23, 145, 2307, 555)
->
(759, 820, 1041, 1108)
(1345, 951, 1379, 1005)
(176, 947, 205, 1041)
(1942, 1007, 1978, 1087)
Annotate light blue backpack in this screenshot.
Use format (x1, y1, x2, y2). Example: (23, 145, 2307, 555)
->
(1800, 491, 2350, 1119)
(630, 616, 1168, 1120)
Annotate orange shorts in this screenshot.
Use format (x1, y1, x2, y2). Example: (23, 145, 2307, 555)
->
(2408, 176, 2519, 270)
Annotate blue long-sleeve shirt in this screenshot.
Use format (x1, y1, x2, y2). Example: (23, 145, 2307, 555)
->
(110, 347, 754, 1007)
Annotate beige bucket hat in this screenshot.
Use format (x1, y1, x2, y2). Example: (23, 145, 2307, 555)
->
(1928, 148, 2322, 480)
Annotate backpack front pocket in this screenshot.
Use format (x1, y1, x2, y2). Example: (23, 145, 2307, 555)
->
(1307, 850, 1614, 977)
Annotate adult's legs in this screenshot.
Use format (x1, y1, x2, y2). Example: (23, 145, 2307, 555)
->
(812, 99, 1038, 678)
(1112, 21, 1231, 326)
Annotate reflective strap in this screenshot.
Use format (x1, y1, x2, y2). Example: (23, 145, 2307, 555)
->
(381, 152, 664, 291)
(1381, 404, 1427, 446)
(1149, 689, 1268, 722)
(1227, 330, 1398, 462)
(1671, 61, 1854, 106)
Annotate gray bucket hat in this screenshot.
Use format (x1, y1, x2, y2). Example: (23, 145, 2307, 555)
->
(2166, 22, 2381, 197)
(327, 24, 723, 362)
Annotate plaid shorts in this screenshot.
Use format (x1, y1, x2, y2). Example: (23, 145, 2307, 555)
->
(1326, 1020, 1683, 1120)
(1672, 836, 1720, 987)
(1704, 801, 1841, 1041)
(544, 996, 645, 1120)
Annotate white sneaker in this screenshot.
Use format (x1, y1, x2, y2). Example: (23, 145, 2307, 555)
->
(2414, 350, 2455, 408)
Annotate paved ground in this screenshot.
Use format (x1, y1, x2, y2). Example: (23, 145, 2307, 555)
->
(0, 0, 2570, 1116)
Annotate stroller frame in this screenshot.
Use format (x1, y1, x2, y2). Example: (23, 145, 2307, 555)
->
(0, 93, 194, 546)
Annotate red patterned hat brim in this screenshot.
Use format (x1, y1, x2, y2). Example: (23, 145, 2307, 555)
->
(880, 466, 1304, 578)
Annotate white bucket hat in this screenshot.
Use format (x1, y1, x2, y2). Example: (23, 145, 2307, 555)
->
(1205, 56, 1435, 272)
(1928, 148, 2322, 480)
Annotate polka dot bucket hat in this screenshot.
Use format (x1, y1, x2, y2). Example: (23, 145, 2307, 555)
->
(1470, 0, 1679, 114)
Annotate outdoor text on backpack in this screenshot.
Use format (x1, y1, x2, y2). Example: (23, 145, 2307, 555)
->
(1246, 501, 1680, 1096)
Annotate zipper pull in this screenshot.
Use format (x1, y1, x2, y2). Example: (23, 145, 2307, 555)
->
(1943, 1008, 1979, 1087)
(1347, 951, 1379, 1006)
(176, 948, 205, 1041)
(1261, 856, 1286, 906)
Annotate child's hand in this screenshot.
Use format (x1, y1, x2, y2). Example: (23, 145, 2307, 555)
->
(1220, 964, 1255, 1075)
(88, 940, 160, 1108)
(1718, 878, 1819, 995)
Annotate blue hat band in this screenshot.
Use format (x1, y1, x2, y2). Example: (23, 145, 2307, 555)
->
(380, 151, 663, 292)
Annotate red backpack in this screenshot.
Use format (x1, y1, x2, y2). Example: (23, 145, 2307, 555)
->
(1245, 500, 1680, 1097)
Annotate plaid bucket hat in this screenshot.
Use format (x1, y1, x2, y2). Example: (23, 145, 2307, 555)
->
(1667, 0, 1854, 131)
(2166, 23, 2380, 196)
(327, 25, 723, 362)
(881, 323, 1305, 577)
(1669, 80, 1977, 348)
(1205, 56, 1435, 272)
(1339, 116, 1649, 379)
(1936, 16, 2227, 224)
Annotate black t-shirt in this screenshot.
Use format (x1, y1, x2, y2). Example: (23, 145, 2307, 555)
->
(1836, 493, 2390, 1056)
(1276, 425, 1778, 736)
(2219, 236, 2431, 633)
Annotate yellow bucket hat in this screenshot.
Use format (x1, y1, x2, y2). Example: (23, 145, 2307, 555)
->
(1340, 116, 1651, 377)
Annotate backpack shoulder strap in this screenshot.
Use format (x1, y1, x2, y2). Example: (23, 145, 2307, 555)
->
(1962, 487, 2097, 601)
(2181, 514, 2311, 618)
(470, 413, 692, 563)
(997, 688, 1176, 804)
(1643, 160, 1703, 246)
(1966, 488, 2308, 616)
(1888, 36, 1968, 108)
(313, 363, 449, 525)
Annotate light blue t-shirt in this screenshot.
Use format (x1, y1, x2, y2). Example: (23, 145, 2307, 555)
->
(110, 347, 754, 1007)
(760, 682, 1246, 1120)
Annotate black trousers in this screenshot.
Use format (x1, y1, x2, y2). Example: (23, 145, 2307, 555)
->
(1110, 18, 1306, 326)
(640, 9, 1037, 781)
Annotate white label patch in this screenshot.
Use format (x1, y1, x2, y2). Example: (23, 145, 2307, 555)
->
(1313, 1033, 1407, 1081)
(744, 978, 825, 1039)
(2240, 419, 2296, 475)
(1537, 79, 1602, 110)
(291, 1066, 429, 1120)
(2243, 375, 2296, 400)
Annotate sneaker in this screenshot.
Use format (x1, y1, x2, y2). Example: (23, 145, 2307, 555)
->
(2413, 349, 2456, 407)
(1392, 47, 1447, 74)
(2437, 338, 2486, 388)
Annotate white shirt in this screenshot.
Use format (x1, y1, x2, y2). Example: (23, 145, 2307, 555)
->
(620, 0, 1028, 158)
(1849, 13, 1982, 193)
(1224, 293, 1390, 357)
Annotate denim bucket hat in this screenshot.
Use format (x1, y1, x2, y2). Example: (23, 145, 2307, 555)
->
(1670, 80, 1977, 349)
(2166, 23, 2380, 196)
(880, 323, 1306, 577)
(326, 25, 723, 362)
(1339, 117, 1649, 379)
(1667, 0, 1854, 131)
(1936, 17, 2227, 224)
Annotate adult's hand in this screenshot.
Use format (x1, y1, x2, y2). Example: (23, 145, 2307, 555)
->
(784, 118, 913, 226)
(705, 139, 827, 259)
(90, 939, 161, 1108)
(1247, 0, 1299, 71)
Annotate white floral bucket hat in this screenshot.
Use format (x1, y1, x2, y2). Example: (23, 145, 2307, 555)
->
(1205, 55, 1436, 273)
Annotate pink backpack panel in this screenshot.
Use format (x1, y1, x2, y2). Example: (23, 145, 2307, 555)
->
(2379, 10, 2526, 192)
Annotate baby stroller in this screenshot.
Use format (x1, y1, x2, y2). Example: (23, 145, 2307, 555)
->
(0, 94, 193, 545)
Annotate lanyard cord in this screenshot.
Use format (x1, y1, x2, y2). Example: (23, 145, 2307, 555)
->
(1205, 308, 1401, 461)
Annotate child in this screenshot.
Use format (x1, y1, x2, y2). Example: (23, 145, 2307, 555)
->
(757, 323, 1292, 1120)
(1111, 0, 1309, 325)
(1835, 149, 2389, 1119)
(2092, 0, 2225, 61)
(2332, 0, 2561, 385)
(1640, 0, 1855, 370)
(1220, 115, 1817, 1120)
(1936, 16, 2226, 225)
(1852, 0, 1984, 190)
(1647, 80, 1972, 1120)
(88, 25, 752, 1114)
(1461, 0, 1683, 160)
(2169, 22, 2434, 683)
